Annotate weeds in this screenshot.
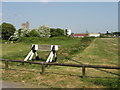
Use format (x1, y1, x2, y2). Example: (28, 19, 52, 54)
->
(82, 78, 120, 88)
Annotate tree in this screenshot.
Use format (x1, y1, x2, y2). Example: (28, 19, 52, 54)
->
(113, 32, 120, 37)
(37, 25, 50, 37)
(50, 28, 65, 37)
(2, 22, 16, 40)
(18, 28, 22, 37)
(28, 29, 40, 37)
(20, 28, 29, 37)
(0, 25, 2, 39)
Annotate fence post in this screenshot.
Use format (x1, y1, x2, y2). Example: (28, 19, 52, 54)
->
(82, 65, 86, 78)
(41, 62, 45, 74)
(5, 61, 9, 70)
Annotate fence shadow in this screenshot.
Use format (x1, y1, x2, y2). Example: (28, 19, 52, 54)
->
(66, 58, 120, 76)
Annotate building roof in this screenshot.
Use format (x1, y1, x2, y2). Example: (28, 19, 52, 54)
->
(73, 34, 87, 36)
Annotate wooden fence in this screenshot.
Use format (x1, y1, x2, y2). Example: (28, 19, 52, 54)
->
(0, 59, 120, 77)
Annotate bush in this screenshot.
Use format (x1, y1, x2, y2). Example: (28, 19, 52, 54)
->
(81, 78, 120, 88)
(61, 37, 95, 56)
(50, 28, 65, 37)
(28, 29, 40, 37)
(91, 78, 119, 88)
(19, 37, 40, 43)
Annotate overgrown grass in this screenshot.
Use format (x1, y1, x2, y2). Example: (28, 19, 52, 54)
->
(72, 38, 118, 65)
(63, 37, 95, 55)
(69, 37, 119, 88)
(19, 36, 79, 45)
(2, 37, 94, 61)
(81, 78, 120, 88)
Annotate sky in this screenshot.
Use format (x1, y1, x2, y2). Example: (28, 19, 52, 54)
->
(2, 2, 118, 33)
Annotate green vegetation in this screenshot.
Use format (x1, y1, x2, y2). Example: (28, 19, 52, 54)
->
(27, 29, 40, 37)
(0, 22, 67, 41)
(62, 37, 95, 55)
(50, 28, 65, 37)
(2, 37, 94, 61)
(37, 25, 50, 37)
(113, 32, 120, 37)
(73, 38, 118, 65)
(81, 78, 119, 88)
(1, 22, 16, 40)
(69, 38, 119, 88)
(100, 31, 120, 38)
(1, 37, 119, 88)
(2, 37, 81, 60)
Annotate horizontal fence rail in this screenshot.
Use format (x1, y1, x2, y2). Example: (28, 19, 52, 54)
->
(1, 59, 120, 69)
(0, 59, 120, 77)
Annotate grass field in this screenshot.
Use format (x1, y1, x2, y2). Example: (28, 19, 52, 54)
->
(69, 38, 119, 88)
(2, 37, 94, 62)
(72, 38, 118, 65)
(1, 37, 119, 88)
(2, 37, 82, 60)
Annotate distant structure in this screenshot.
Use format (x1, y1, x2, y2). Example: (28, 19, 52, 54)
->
(22, 21, 29, 29)
(65, 29, 72, 36)
(73, 34, 87, 37)
(67, 29, 71, 36)
(88, 33, 100, 37)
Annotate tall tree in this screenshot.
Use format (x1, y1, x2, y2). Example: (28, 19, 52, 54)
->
(50, 28, 65, 37)
(113, 32, 120, 37)
(28, 29, 40, 37)
(2, 22, 16, 40)
(37, 25, 50, 37)
(0, 24, 2, 39)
